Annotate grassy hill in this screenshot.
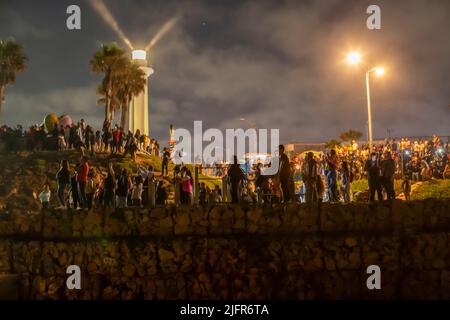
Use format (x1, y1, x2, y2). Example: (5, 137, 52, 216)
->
(350, 178, 450, 200)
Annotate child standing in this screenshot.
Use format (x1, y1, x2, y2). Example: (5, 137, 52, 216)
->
(39, 184, 51, 209)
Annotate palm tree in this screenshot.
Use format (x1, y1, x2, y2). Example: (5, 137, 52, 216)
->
(117, 61, 147, 129)
(339, 129, 363, 143)
(90, 43, 128, 123)
(0, 38, 27, 123)
(95, 82, 121, 121)
(324, 139, 341, 149)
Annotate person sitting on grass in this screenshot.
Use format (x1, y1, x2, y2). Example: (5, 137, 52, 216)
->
(39, 184, 51, 210)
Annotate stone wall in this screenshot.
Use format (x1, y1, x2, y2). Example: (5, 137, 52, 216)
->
(0, 199, 449, 299)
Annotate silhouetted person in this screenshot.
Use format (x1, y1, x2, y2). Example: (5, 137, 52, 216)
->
(278, 145, 292, 202)
(380, 151, 396, 200)
(156, 181, 168, 205)
(227, 156, 245, 204)
(302, 152, 318, 205)
(162, 148, 170, 176)
(76, 156, 89, 210)
(364, 152, 382, 203)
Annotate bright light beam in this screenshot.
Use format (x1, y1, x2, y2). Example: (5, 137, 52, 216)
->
(144, 16, 180, 51)
(90, 0, 134, 50)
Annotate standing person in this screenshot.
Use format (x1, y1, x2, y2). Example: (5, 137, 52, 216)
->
(213, 185, 223, 202)
(182, 169, 193, 205)
(68, 125, 76, 149)
(56, 160, 70, 209)
(155, 141, 160, 157)
(364, 152, 383, 203)
(70, 164, 79, 209)
(156, 180, 168, 205)
(112, 126, 119, 154)
(161, 147, 170, 177)
(130, 136, 138, 162)
(116, 169, 132, 208)
(76, 122, 84, 146)
(173, 167, 182, 205)
(134, 130, 141, 151)
(411, 160, 421, 182)
(131, 175, 144, 207)
(76, 156, 89, 210)
(39, 184, 51, 210)
(102, 126, 111, 153)
(86, 171, 96, 210)
(227, 156, 245, 204)
(380, 151, 396, 200)
(103, 165, 116, 207)
(325, 149, 340, 202)
(140, 165, 156, 208)
(84, 125, 94, 153)
(198, 182, 207, 207)
(118, 128, 124, 153)
(88, 126, 96, 156)
(254, 163, 269, 204)
(302, 152, 318, 205)
(95, 130, 101, 152)
(402, 176, 411, 201)
(340, 161, 352, 203)
(278, 145, 293, 202)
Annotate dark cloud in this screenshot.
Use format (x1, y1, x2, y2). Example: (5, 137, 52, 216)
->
(0, 0, 449, 144)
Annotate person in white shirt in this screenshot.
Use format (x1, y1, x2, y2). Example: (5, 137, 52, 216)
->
(39, 184, 51, 209)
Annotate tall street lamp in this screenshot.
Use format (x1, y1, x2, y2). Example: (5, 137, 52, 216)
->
(347, 51, 384, 153)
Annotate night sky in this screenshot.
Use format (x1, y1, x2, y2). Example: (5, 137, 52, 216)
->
(0, 0, 449, 144)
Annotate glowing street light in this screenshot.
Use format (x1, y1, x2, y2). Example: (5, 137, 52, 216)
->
(375, 67, 384, 76)
(346, 51, 385, 153)
(347, 51, 361, 65)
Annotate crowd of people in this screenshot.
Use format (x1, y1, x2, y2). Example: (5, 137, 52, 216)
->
(247, 137, 449, 205)
(2, 120, 449, 208)
(39, 157, 169, 211)
(197, 137, 449, 206)
(0, 119, 161, 161)
(0, 119, 172, 211)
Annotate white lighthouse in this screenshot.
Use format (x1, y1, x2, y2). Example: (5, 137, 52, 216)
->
(128, 50, 154, 136)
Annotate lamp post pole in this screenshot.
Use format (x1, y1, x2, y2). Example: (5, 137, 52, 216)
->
(346, 52, 384, 154)
(366, 69, 374, 153)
